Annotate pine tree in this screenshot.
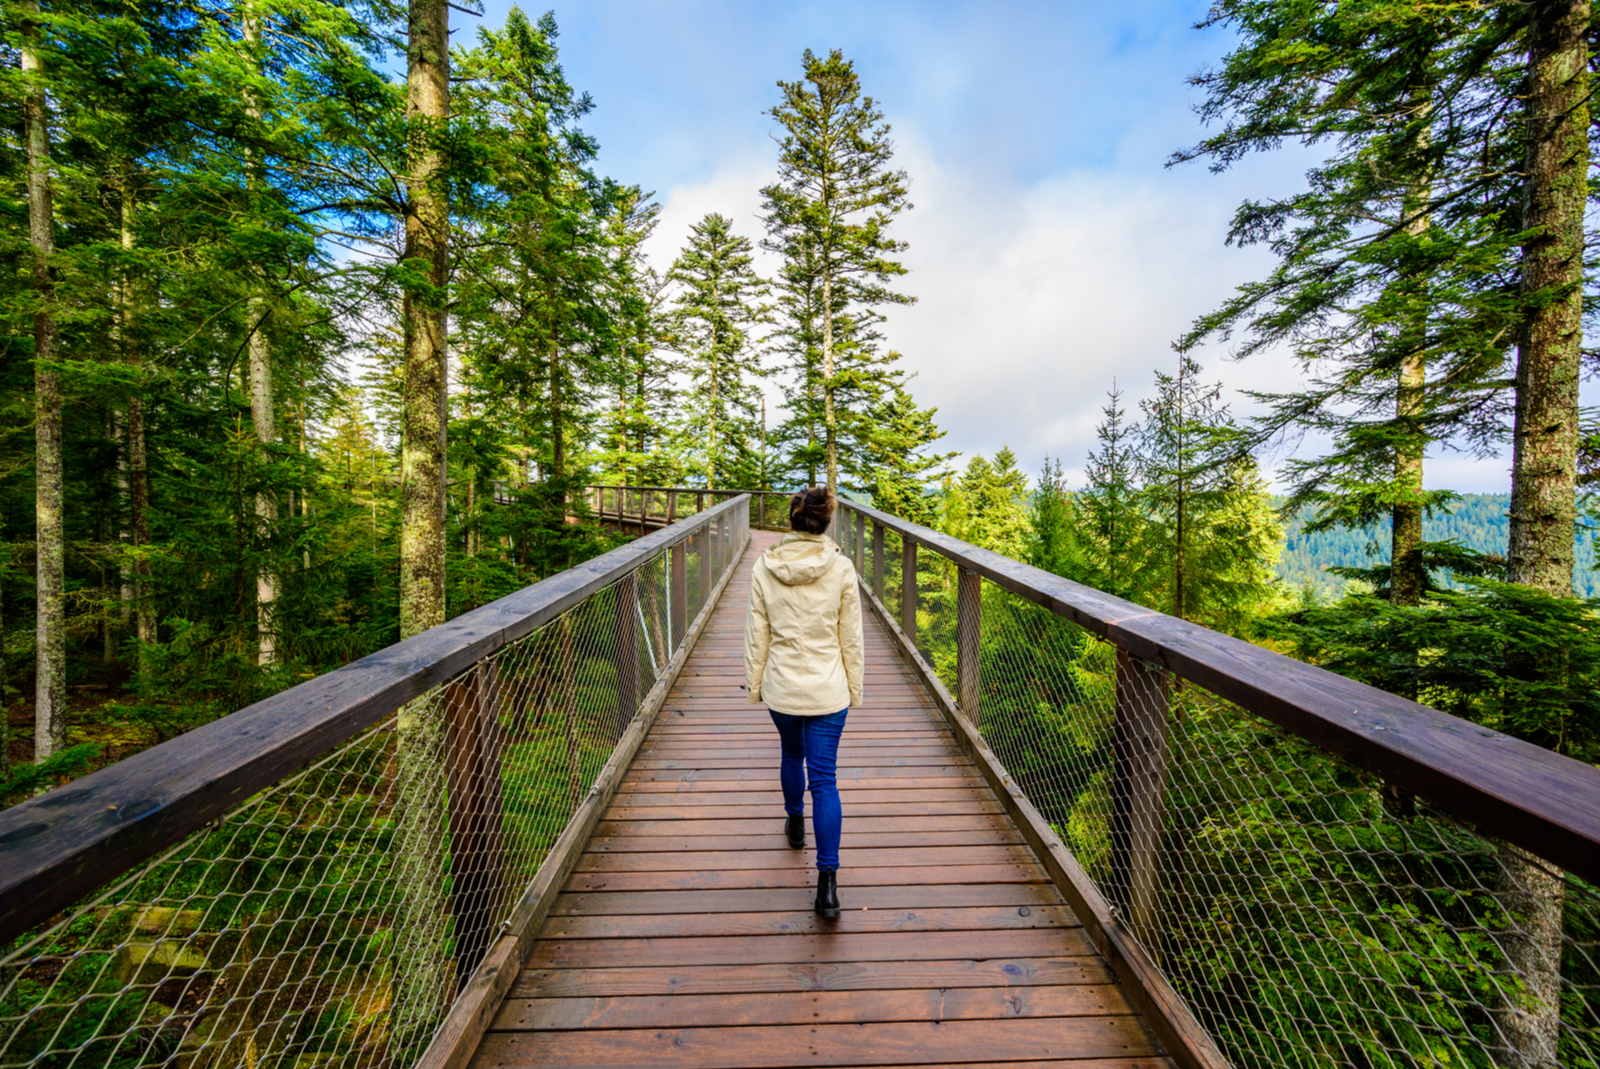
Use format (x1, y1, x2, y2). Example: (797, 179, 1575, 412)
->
(666, 213, 769, 490)
(761, 48, 914, 494)
(1499, 3, 1590, 1062)
(944, 448, 1030, 560)
(1027, 457, 1085, 581)
(859, 382, 954, 526)
(1137, 355, 1281, 632)
(1077, 384, 1144, 600)
(1174, 1, 1522, 606)
(19, 0, 64, 762)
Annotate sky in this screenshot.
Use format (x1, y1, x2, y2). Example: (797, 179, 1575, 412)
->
(470, 0, 1524, 493)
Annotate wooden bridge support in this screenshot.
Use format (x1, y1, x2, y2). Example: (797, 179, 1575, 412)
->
(872, 521, 885, 600)
(1110, 650, 1171, 946)
(902, 538, 917, 642)
(957, 567, 982, 724)
(669, 541, 687, 648)
(614, 571, 638, 735)
(446, 662, 506, 990)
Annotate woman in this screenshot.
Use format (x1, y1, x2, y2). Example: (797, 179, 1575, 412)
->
(743, 486, 864, 918)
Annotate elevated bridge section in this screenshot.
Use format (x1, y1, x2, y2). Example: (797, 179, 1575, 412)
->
(2, 492, 1597, 1069)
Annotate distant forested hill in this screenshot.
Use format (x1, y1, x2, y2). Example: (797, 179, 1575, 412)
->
(1275, 493, 1600, 598)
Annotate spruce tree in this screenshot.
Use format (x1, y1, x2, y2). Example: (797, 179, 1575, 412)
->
(1136, 355, 1281, 632)
(1499, 2, 1590, 1061)
(666, 213, 769, 490)
(1174, 1, 1522, 606)
(761, 48, 914, 494)
(1077, 384, 1144, 600)
(19, 0, 63, 761)
(860, 382, 954, 526)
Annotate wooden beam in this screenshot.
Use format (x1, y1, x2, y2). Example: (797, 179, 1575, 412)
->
(1109, 650, 1169, 946)
(872, 522, 884, 600)
(957, 568, 981, 725)
(901, 538, 917, 643)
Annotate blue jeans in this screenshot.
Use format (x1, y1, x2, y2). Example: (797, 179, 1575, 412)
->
(768, 708, 848, 870)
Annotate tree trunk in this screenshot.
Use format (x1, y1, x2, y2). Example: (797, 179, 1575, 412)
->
(395, 0, 451, 1056)
(0, 553, 10, 777)
(1391, 117, 1431, 608)
(550, 344, 564, 497)
(115, 161, 136, 653)
(299, 398, 310, 570)
(821, 271, 836, 493)
(399, 0, 449, 642)
(1391, 344, 1426, 607)
(24, 0, 65, 763)
(243, 9, 277, 666)
(708, 350, 718, 490)
(249, 303, 275, 663)
(1499, 3, 1588, 1063)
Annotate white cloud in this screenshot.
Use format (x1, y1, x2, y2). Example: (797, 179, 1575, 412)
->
(641, 133, 1534, 495)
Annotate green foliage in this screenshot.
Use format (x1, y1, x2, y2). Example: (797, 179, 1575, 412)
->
(665, 213, 770, 490)
(1276, 493, 1600, 598)
(1, 742, 100, 807)
(761, 48, 916, 493)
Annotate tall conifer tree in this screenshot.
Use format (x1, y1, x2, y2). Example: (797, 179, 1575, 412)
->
(761, 49, 913, 494)
(666, 213, 768, 489)
(1174, 1, 1522, 605)
(1499, 2, 1590, 1062)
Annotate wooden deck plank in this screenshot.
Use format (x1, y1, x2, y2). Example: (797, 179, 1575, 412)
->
(541, 904, 1078, 939)
(575, 844, 1038, 872)
(550, 882, 1062, 914)
(473, 1017, 1160, 1069)
(510, 957, 1116, 998)
(527, 928, 1098, 968)
(495, 984, 1135, 1030)
(595, 812, 1004, 838)
(562, 863, 1046, 892)
(585, 833, 1027, 854)
(471, 529, 1170, 1069)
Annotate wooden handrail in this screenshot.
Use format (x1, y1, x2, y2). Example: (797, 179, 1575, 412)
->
(836, 497, 1600, 885)
(0, 495, 753, 948)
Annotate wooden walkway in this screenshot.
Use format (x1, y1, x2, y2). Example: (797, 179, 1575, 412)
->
(471, 530, 1171, 1069)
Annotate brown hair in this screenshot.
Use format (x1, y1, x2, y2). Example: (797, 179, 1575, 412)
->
(789, 486, 835, 535)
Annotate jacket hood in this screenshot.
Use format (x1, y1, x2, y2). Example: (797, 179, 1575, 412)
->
(762, 533, 841, 586)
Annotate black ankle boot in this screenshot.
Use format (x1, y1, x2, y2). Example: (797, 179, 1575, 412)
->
(785, 814, 805, 849)
(814, 869, 840, 919)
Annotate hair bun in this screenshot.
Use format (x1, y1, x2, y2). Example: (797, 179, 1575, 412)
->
(789, 486, 836, 534)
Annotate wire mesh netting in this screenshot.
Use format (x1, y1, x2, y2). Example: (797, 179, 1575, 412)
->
(862, 503, 1600, 1069)
(0, 503, 750, 1069)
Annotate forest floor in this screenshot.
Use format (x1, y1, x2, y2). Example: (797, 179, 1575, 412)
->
(3, 685, 184, 799)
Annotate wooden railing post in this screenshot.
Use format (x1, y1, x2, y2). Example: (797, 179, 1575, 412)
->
(698, 528, 711, 608)
(957, 567, 981, 723)
(615, 570, 638, 734)
(445, 661, 505, 990)
(853, 510, 866, 575)
(1110, 649, 1171, 946)
(670, 540, 687, 647)
(901, 538, 917, 642)
(666, 491, 676, 525)
(872, 522, 885, 599)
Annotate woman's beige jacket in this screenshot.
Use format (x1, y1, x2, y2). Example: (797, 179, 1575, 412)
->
(743, 532, 864, 716)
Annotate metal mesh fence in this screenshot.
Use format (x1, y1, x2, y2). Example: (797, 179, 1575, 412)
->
(0, 504, 750, 1069)
(868, 503, 1600, 1069)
